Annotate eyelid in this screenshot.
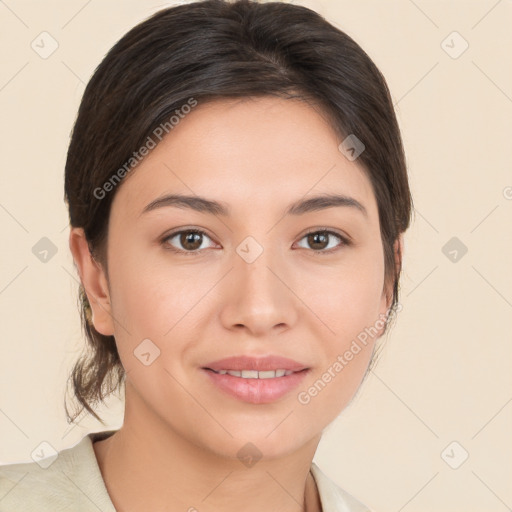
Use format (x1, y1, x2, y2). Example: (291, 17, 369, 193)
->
(299, 226, 352, 243)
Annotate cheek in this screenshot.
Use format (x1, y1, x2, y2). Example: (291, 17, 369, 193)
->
(106, 244, 219, 372)
(301, 245, 386, 340)
(105, 242, 179, 348)
(294, 247, 385, 411)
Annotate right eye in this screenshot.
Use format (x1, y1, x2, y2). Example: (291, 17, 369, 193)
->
(162, 229, 217, 255)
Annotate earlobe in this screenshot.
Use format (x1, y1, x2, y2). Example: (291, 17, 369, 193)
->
(385, 234, 405, 311)
(68, 228, 115, 336)
(378, 234, 405, 331)
(395, 233, 405, 277)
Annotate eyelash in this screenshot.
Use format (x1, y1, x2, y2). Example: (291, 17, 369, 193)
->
(161, 227, 351, 256)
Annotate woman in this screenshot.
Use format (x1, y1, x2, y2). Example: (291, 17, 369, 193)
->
(0, 0, 412, 510)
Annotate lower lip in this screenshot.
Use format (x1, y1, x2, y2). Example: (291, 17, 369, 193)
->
(202, 368, 310, 404)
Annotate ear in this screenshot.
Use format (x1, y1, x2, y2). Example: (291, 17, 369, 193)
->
(69, 227, 115, 336)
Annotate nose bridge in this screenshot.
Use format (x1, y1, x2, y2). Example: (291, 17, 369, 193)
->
(219, 233, 298, 335)
(238, 240, 279, 298)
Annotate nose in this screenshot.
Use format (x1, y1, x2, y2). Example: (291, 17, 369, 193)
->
(218, 243, 299, 337)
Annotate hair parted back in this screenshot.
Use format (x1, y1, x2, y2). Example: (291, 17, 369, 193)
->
(64, 0, 412, 424)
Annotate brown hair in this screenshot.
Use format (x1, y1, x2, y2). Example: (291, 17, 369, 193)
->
(64, 0, 413, 424)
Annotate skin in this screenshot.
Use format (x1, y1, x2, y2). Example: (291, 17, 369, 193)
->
(70, 96, 402, 512)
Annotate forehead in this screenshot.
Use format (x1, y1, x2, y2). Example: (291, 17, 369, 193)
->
(111, 96, 377, 221)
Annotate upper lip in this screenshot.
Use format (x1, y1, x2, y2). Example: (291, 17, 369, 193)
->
(203, 355, 309, 372)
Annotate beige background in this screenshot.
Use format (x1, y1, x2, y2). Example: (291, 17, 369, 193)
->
(1, 0, 511, 510)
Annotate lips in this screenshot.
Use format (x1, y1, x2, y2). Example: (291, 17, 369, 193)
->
(202, 366, 310, 404)
(203, 355, 309, 373)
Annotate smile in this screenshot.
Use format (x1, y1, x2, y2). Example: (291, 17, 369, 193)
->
(209, 369, 295, 378)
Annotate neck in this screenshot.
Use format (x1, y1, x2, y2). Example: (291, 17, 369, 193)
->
(93, 381, 323, 512)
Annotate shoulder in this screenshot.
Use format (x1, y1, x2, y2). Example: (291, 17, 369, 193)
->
(310, 462, 373, 512)
(0, 430, 117, 512)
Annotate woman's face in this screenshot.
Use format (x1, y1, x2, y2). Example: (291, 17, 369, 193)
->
(87, 96, 392, 460)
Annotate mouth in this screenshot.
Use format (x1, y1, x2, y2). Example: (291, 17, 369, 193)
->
(203, 354, 309, 373)
(203, 368, 308, 378)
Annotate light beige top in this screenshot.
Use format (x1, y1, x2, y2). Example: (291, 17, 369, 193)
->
(0, 430, 371, 511)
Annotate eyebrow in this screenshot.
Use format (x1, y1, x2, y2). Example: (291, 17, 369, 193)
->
(141, 193, 367, 218)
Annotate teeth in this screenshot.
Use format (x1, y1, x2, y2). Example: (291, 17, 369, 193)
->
(213, 369, 295, 378)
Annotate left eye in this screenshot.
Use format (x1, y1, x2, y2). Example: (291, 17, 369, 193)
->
(295, 230, 346, 252)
